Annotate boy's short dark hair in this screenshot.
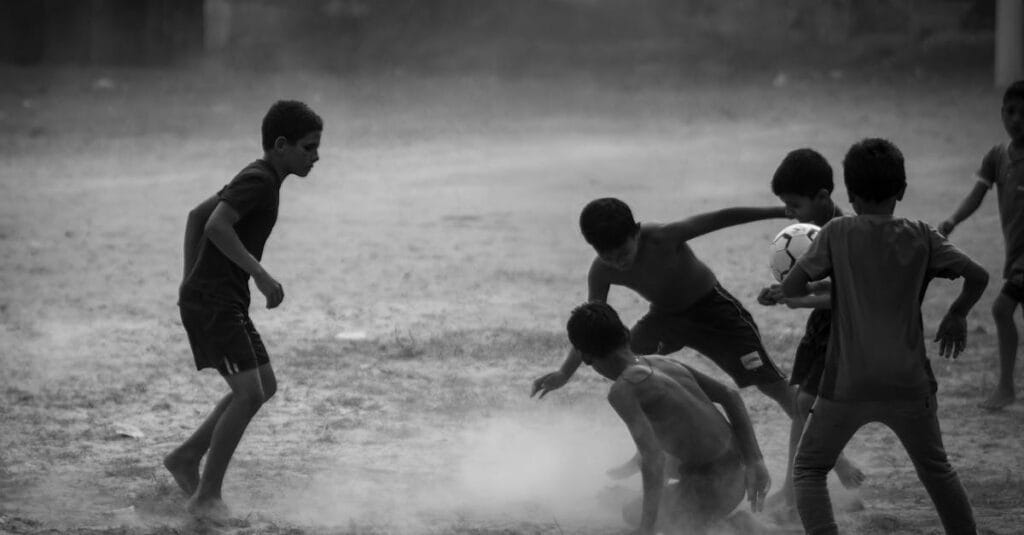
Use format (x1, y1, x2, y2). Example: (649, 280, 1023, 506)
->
(262, 100, 323, 151)
(842, 138, 906, 203)
(567, 302, 630, 357)
(579, 198, 639, 251)
(771, 148, 834, 197)
(1004, 80, 1024, 103)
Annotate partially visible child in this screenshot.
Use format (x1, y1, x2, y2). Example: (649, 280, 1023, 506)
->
(164, 100, 323, 523)
(532, 198, 797, 422)
(784, 138, 987, 535)
(756, 148, 864, 516)
(938, 80, 1024, 411)
(566, 301, 772, 535)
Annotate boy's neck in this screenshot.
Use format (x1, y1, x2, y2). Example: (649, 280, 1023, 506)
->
(853, 200, 896, 216)
(261, 155, 289, 182)
(815, 199, 838, 226)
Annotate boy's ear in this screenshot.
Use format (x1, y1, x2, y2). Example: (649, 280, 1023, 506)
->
(272, 136, 289, 151)
(814, 188, 831, 202)
(896, 183, 907, 201)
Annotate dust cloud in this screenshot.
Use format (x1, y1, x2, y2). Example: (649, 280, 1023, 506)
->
(271, 405, 636, 532)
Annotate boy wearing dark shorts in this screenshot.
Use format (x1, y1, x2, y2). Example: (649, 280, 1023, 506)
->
(164, 100, 322, 523)
(784, 138, 988, 535)
(940, 80, 1024, 410)
(756, 149, 864, 516)
(532, 197, 796, 421)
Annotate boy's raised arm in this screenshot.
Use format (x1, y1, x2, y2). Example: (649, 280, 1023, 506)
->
(687, 366, 770, 511)
(608, 383, 665, 535)
(939, 181, 990, 236)
(935, 260, 989, 359)
(663, 206, 788, 244)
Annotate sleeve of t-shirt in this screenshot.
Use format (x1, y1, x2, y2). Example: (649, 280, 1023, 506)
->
(976, 144, 1001, 188)
(925, 223, 973, 279)
(217, 172, 273, 217)
(795, 220, 834, 281)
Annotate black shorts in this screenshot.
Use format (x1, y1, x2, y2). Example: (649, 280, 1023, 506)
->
(179, 292, 269, 377)
(630, 283, 787, 388)
(1001, 270, 1024, 302)
(791, 308, 830, 396)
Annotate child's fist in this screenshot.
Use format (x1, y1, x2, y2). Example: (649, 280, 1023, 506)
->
(757, 285, 783, 306)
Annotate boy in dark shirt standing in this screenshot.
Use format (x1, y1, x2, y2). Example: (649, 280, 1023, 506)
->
(164, 100, 322, 523)
(784, 138, 988, 535)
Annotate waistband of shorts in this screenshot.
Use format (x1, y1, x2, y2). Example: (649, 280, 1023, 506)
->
(178, 287, 243, 307)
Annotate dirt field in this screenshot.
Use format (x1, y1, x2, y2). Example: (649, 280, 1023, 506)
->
(1, 64, 1022, 534)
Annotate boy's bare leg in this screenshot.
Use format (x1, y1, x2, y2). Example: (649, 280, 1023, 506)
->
(980, 294, 1018, 410)
(186, 366, 269, 522)
(165, 392, 234, 496)
(755, 379, 797, 418)
(767, 390, 865, 517)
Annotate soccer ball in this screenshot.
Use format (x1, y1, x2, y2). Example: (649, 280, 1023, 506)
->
(769, 223, 820, 282)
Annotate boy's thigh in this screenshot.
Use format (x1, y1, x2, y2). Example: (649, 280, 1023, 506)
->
(179, 301, 270, 377)
(796, 398, 867, 470)
(878, 396, 952, 468)
(663, 461, 746, 530)
(639, 294, 785, 387)
(998, 272, 1024, 305)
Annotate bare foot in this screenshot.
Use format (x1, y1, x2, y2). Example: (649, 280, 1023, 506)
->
(979, 389, 1016, 411)
(763, 488, 792, 512)
(834, 457, 866, 489)
(186, 496, 249, 527)
(163, 451, 200, 496)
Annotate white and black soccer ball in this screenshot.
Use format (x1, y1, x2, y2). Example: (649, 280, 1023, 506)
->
(769, 223, 820, 282)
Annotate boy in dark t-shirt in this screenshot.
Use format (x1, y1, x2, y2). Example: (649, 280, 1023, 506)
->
(784, 138, 988, 535)
(164, 100, 322, 524)
(939, 80, 1024, 411)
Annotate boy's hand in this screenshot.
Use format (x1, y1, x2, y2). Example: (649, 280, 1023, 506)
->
(254, 271, 284, 309)
(745, 459, 771, 513)
(937, 219, 956, 237)
(531, 371, 568, 398)
(756, 285, 783, 306)
(935, 312, 967, 359)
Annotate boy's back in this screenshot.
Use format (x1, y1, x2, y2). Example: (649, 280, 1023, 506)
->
(798, 215, 972, 401)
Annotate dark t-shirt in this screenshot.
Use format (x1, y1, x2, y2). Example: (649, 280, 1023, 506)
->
(181, 160, 281, 306)
(795, 215, 972, 401)
(978, 142, 1024, 278)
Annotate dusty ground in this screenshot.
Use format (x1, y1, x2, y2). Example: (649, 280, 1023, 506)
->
(1, 64, 1022, 534)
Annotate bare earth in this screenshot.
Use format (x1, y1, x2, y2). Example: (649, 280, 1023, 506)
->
(0, 65, 1022, 534)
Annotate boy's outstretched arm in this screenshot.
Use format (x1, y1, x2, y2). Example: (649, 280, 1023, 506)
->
(935, 260, 989, 359)
(663, 206, 788, 245)
(608, 383, 665, 535)
(205, 202, 285, 309)
(531, 263, 612, 398)
(688, 366, 770, 512)
(939, 181, 989, 236)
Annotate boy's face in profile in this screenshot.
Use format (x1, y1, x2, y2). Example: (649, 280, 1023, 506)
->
(778, 190, 829, 224)
(278, 130, 322, 178)
(1002, 98, 1024, 144)
(596, 234, 639, 271)
(579, 350, 619, 380)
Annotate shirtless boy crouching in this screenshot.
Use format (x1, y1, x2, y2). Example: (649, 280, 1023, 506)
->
(565, 301, 772, 534)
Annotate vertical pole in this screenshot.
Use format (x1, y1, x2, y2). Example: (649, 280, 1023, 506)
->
(996, 0, 1023, 87)
(203, 0, 231, 52)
